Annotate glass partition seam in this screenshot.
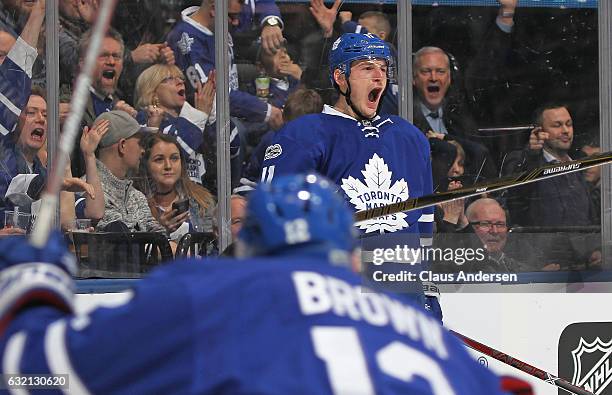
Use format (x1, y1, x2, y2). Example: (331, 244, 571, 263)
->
(599, 0, 612, 267)
(397, 0, 412, 121)
(45, 0, 60, 228)
(215, 0, 232, 252)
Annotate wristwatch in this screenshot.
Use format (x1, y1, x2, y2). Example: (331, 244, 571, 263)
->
(263, 16, 281, 28)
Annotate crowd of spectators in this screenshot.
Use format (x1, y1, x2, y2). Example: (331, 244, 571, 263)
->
(0, 0, 605, 275)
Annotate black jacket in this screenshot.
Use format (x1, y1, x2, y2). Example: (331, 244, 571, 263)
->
(413, 100, 498, 183)
(501, 149, 594, 228)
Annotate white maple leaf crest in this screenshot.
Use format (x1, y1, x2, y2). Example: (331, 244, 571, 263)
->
(341, 153, 409, 233)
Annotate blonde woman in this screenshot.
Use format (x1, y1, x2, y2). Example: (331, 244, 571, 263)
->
(134, 64, 240, 194)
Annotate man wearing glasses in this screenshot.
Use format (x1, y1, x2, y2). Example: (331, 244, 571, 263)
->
(69, 28, 139, 177)
(464, 198, 529, 273)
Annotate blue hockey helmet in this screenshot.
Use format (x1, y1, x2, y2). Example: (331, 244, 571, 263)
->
(328, 33, 395, 88)
(238, 173, 357, 259)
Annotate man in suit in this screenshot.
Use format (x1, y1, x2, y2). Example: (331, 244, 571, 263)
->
(411, 46, 497, 183)
(501, 103, 598, 270)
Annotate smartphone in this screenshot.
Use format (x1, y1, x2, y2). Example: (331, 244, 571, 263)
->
(172, 199, 190, 215)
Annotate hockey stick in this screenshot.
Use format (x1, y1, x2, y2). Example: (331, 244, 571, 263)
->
(30, 0, 118, 247)
(478, 125, 535, 132)
(355, 151, 612, 222)
(450, 330, 594, 395)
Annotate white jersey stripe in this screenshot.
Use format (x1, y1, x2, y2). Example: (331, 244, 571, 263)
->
(418, 214, 434, 223)
(0, 91, 21, 118)
(0, 122, 12, 136)
(45, 320, 92, 395)
(176, 136, 195, 156)
(3, 332, 28, 395)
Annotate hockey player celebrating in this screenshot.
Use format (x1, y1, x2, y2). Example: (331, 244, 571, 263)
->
(260, 33, 437, 315)
(261, 33, 433, 238)
(0, 173, 507, 394)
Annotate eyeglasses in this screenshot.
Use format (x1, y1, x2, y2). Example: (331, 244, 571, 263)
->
(160, 76, 186, 84)
(99, 52, 122, 61)
(470, 221, 507, 230)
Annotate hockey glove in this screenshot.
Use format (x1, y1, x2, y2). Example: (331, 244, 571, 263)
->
(0, 231, 76, 334)
(422, 281, 443, 323)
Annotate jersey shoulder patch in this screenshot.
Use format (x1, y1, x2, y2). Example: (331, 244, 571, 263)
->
(264, 144, 283, 160)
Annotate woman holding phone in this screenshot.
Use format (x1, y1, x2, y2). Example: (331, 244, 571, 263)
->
(140, 133, 215, 244)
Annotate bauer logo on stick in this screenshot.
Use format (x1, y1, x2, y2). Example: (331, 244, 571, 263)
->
(558, 322, 612, 395)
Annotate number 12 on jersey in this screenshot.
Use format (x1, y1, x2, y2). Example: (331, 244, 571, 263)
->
(311, 326, 455, 395)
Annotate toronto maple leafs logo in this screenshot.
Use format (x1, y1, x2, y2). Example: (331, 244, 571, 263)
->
(341, 154, 409, 233)
(177, 32, 194, 55)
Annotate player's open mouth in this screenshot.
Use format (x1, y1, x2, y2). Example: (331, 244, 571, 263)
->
(177, 89, 185, 98)
(102, 70, 116, 80)
(427, 86, 440, 93)
(31, 128, 45, 141)
(368, 88, 382, 104)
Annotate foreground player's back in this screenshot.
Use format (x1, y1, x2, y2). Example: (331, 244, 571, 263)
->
(1, 256, 503, 395)
(111, 257, 501, 395)
(0, 173, 503, 394)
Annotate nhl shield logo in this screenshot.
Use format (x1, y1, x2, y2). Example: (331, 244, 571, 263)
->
(571, 337, 612, 394)
(559, 322, 612, 395)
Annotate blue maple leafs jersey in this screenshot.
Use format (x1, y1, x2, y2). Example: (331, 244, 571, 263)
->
(0, 37, 36, 138)
(237, 0, 283, 34)
(167, 6, 269, 123)
(261, 105, 434, 242)
(0, 37, 40, 220)
(1, 257, 503, 395)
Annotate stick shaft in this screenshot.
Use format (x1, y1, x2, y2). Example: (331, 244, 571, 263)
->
(355, 152, 612, 222)
(478, 125, 535, 132)
(450, 330, 594, 395)
(30, 0, 118, 247)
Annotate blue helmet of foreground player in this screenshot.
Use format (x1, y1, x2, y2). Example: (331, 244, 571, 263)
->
(328, 33, 394, 88)
(239, 174, 357, 257)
